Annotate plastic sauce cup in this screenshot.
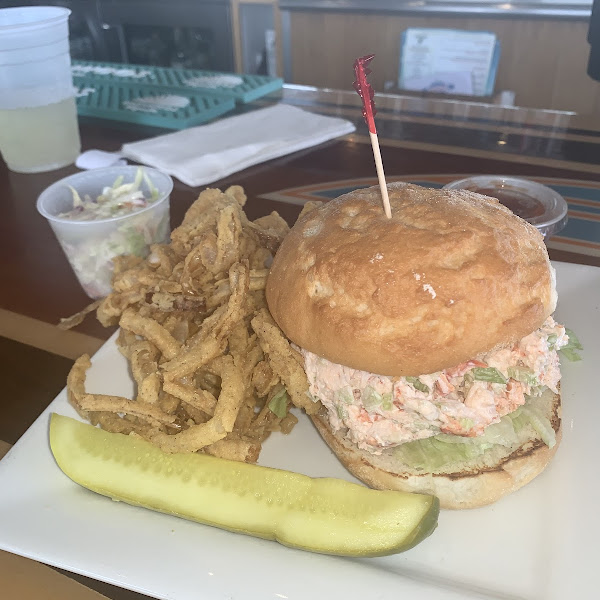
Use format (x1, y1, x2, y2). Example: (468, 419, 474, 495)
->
(37, 167, 173, 299)
(443, 176, 568, 238)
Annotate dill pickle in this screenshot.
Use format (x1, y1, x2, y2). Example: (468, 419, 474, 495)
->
(49, 414, 439, 557)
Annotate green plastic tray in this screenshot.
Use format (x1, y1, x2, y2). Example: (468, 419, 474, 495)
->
(72, 60, 283, 104)
(74, 81, 235, 129)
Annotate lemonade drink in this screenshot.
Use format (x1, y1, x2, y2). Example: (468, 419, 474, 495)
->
(0, 7, 81, 173)
(0, 97, 81, 173)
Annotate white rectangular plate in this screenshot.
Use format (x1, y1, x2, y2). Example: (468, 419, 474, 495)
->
(0, 261, 598, 600)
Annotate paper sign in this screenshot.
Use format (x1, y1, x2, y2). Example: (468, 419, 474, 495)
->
(399, 28, 500, 96)
(402, 71, 474, 95)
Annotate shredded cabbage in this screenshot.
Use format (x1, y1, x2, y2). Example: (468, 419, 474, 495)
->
(56, 168, 169, 298)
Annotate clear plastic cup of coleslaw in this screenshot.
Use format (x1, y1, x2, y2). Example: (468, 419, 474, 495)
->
(37, 166, 173, 299)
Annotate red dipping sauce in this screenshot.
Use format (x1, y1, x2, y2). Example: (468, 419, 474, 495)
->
(466, 187, 547, 220)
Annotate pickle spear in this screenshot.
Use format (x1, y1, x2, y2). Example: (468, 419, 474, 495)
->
(49, 413, 439, 557)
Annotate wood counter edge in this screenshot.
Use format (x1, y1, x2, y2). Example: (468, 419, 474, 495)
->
(0, 440, 11, 460)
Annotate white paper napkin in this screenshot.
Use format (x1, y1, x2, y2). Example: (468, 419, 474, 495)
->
(120, 103, 356, 187)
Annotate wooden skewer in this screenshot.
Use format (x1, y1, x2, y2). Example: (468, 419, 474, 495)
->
(369, 131, 391, 219)
(353, 54, 391, 219)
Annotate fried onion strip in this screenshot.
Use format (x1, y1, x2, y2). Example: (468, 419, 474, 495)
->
(130, 341, 160, 383)
(120, 309, 182, 360)
(148, 417, 226, 453)
(162, 379, 217, 415)
(59, 186, 308, 463)
(203, 436, 260, 463)
(137, 373, 161, 405)
(161, 336, 227, 379)
(58, 300, 102, 330)
(66, 354, 92, 418)
(251, 309, 316, 415)
(148, 355, 244, 453)
(161, 262, 249, 376)
(76, 393, 177, 428)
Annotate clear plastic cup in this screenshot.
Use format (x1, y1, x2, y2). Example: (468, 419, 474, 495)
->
(443, 175, 568, 238)
(37, 167, 173, 299)
(0, 6, 81, 173)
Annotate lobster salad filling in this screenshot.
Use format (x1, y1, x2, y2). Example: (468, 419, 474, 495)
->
(303, 317, 569, 455)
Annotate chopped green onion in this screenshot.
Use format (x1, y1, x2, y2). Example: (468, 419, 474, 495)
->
(405, 376, 430, 393)
(362, 386, 382, 408)
(336, 404, 348, 420)
(268, 387, 289, 418)
(471, 367, 507, 384)
(336, 388, 354, 404)
(381, 393, 393, 411)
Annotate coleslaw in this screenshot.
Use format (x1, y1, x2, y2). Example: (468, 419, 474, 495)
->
(53, 168, 170, 298)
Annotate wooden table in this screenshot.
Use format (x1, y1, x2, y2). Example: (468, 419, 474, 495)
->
(1, 86, 599, 599)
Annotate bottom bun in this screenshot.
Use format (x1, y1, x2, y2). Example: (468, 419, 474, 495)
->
(310, 387, 561, 510)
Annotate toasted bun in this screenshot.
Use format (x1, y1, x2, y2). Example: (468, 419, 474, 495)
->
(266, 183, 556, 376)
(310, 387, 561, 509)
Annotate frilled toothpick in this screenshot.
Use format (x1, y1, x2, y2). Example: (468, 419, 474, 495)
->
(353, 54, 391, 219)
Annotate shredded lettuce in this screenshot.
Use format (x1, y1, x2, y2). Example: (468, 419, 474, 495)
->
(560, 328, 583, 362)
(460, 417, 475, 431)
(471, 367, 507, 384)
(519, 396, 557, 448)
(392, 394, 554, 470)
(268, 388, 289, 418)
(436, 413, 520, 448)
(508, 366, 538, 386)
(395, 437, 483, 471)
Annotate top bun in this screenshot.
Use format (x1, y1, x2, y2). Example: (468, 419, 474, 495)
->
(266, 183, 557, 376)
